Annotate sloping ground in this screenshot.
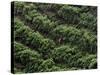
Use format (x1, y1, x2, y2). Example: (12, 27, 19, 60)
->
(12, 2, 97, 73)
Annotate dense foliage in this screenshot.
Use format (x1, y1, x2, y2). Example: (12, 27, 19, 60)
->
(12, 2, 97, 73)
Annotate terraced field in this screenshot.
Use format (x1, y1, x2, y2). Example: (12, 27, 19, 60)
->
(11, 2, 97, 73)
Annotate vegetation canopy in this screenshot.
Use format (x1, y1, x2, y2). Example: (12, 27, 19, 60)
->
(12, 2, 97, 73)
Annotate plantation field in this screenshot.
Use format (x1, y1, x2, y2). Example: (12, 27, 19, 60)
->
(12, 2, 97, 73)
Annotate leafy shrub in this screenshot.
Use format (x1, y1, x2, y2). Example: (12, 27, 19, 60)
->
(24, 59, 43, 73)
(89, 58, 97, 69)
(81, 30, 97, 53)
(76, 54, 97, 68)
(38, 59, 55, 72)
(79, 12, 97, 33)
(32, 14, 56, 33)
(51, 25, 82, 45)
(58, 5, 81, 24)
(39, 39, 56, 59)
(14, 42, 41, 65)
(52, 45, 78, 64)
(14, 18, 24, 30)
(14, 2, 25, 16)
(24, 58, 61, 72)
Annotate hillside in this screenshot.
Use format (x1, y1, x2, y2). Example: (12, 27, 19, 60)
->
(12, 2, 97, 73)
